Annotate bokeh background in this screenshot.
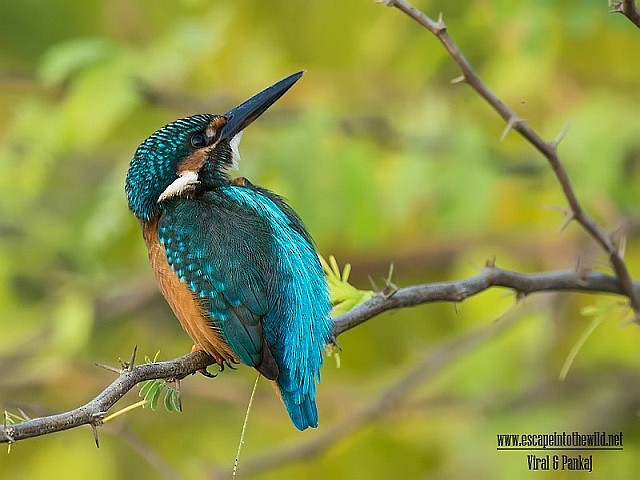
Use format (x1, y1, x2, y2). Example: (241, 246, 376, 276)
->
(1, 1, 640, 478)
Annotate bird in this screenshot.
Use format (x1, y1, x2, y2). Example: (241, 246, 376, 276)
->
(125, 71, 332, 430)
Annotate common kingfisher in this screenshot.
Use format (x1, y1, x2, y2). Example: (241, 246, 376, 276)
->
(125, 72, 332, 430)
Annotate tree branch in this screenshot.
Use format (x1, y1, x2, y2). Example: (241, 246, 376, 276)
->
(379, 0, 640, 319)
(333, 265, 639, 335)
(2, 266, 637, 444)
(1, 350, 213, 444)
(611, 0, 640, 28)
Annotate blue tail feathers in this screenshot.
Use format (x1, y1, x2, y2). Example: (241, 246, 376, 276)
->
(280, 386, 318, 430)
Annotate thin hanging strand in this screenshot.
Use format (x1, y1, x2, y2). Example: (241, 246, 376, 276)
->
(233, 373, 261, 479)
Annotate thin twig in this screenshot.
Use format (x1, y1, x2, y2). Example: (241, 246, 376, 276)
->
(380, 0, 640, 319)
(1, 350, 213, 444)
(333, 267, 638, 335)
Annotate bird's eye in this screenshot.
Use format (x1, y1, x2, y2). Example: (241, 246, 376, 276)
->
(190, 132, 208, 148)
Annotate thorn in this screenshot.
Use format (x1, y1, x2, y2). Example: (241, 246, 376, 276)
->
(91, 423, 100, 448)
(618, 235, 627, 259)
(483, 257, 497, 285)
(95, 363, 121, 374)
(90, 412, 105, 449)
(542, 204, 576, 232)
(574, 257, 590, 286)
(368, 275, 379, 293)
(368, 271, 398, 298)
(450, 75, 466, 84)
(435, 12, 447, 33)
(126, 345, 138, 372)
(550, 123, 571, 148)
(515, 291, 527, 302)
(500, 115, 524, 141)
(329, 334, 342, 351)
(16, 408, 31, 421)
(375, 0, 395, 6)
(453, 302, 460, 314)
(385, 263, 395, 286)
(558, 210, 575, 233)
(609, 2, 623, 13)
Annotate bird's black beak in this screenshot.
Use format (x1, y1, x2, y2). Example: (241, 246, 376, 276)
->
(219, 71, 304, 142)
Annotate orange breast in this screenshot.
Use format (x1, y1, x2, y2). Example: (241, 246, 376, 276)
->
(143, 218, 236, 366)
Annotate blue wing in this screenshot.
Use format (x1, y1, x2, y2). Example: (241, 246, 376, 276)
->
(158, 192, 280, 379)
(159, 184, 332, 430)
(220, 185, 333, 430)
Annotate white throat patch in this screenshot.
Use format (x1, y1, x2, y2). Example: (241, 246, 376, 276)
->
(229, 132, 242, 171)
(157, 170, 200, 202)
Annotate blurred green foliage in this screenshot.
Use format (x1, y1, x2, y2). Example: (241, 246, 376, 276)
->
(1, 1, 640, 479)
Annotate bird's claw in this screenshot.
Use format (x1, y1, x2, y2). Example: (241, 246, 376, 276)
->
(196, 367, 218, 378)
(189, 344, 218, 377)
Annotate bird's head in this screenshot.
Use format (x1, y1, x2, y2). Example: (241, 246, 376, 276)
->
(126, 71, 303, 222)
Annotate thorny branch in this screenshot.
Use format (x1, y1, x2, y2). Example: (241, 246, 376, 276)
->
(380, 0, 640, 319)
(611, 0, 640, 28)
(2, 266, 639, 445)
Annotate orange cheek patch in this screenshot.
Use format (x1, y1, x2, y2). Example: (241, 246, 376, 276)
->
(177, 149, 209, 174)
(206, 115, 227, 137)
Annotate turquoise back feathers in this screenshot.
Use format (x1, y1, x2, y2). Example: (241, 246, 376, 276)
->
(158, 185, 331, 429)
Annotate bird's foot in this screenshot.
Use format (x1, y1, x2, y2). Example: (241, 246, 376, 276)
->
(219, 358, 239, 372)
(190, 344, 218, 378)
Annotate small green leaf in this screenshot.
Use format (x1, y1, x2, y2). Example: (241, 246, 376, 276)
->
(163, 388, 174, 412)
(137, 353, 181, 413)
(138, 379, 156, 400)
(170, 389, 182, 412)
(148, 382, 163, 411)
(342, 262, 351, 282)
(320, 255, 375, 316)
(164, 388, 182, 413)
